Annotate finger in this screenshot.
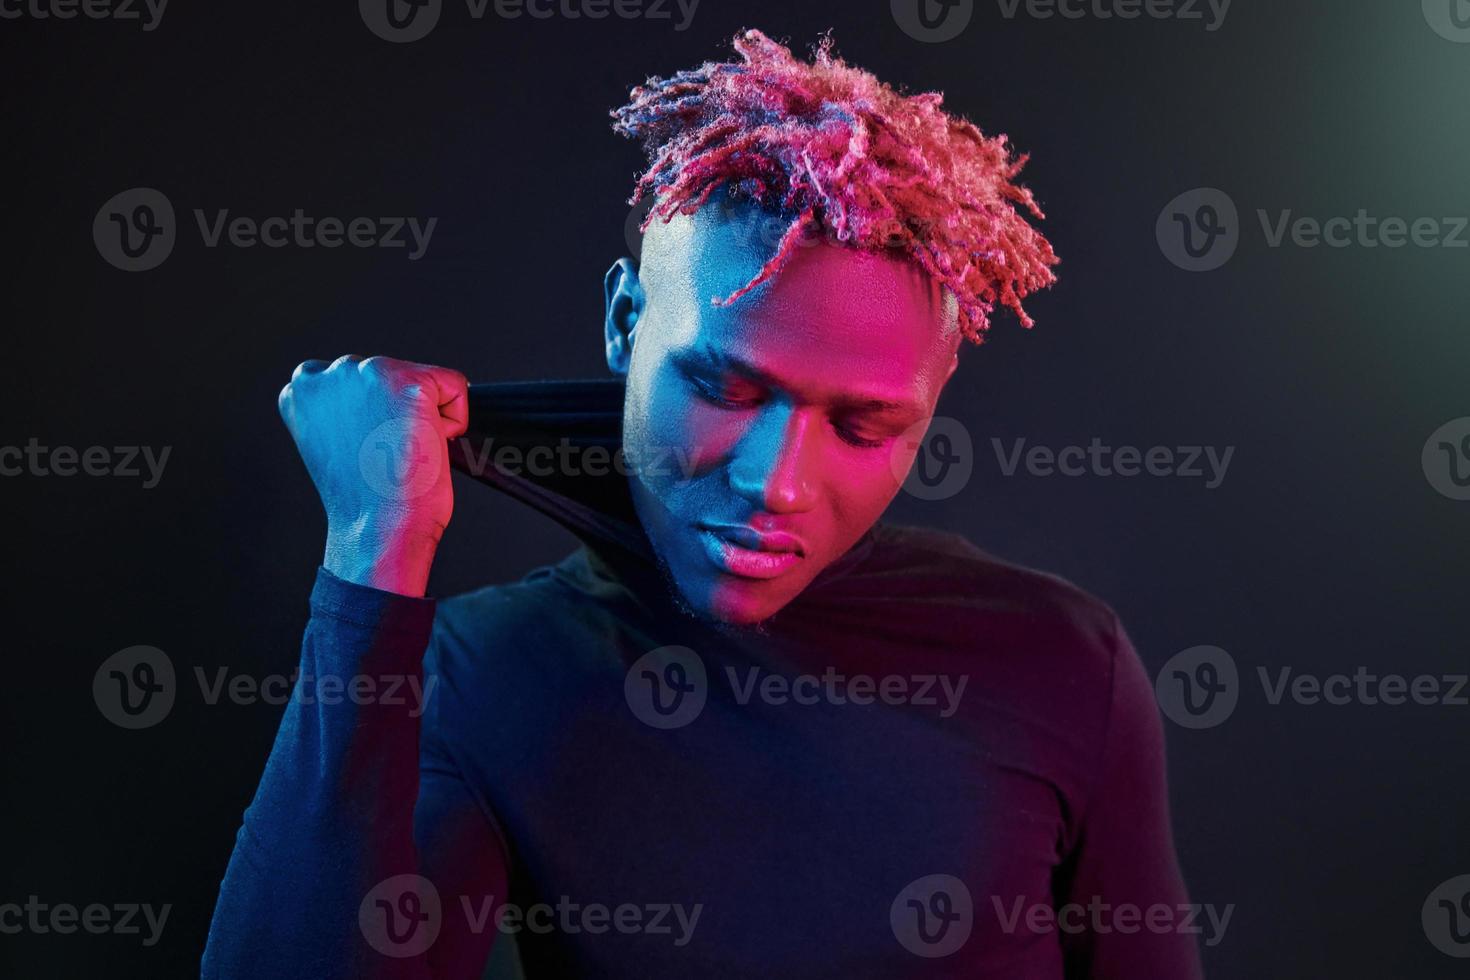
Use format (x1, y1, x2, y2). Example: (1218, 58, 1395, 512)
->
(277, 382, 294, 420)
(425, 366, 470, 439)
(396, 364, 468, 438)
(290, 359, 330, 383)
(328, 353, 366, 371)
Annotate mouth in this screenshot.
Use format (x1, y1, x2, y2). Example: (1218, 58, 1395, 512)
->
(696, 523, 806, 580)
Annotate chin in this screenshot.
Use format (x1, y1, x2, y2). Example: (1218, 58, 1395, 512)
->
(705, 582, 785, 627)
(663, 562, 797, 629)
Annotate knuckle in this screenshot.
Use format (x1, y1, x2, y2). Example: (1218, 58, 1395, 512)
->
(357, 355, 390, 379)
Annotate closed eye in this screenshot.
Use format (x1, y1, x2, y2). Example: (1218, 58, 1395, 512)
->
(693, 376, 895, 447)
(832, 421, 889, 449)
(689, 374, 763, 410)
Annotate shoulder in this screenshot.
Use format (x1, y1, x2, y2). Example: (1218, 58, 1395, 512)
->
(849, 523, 1134, 737)
(433, 574, 562, 653)
(867, 522, 1125, 656)
(863, 524, 1152, 822)
(423, 549, 633, 707)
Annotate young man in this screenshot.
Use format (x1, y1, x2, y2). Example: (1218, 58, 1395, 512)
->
(203, 30, 1204, 979)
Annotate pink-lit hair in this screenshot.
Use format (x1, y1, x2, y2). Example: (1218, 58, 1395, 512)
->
(610, 28, 1060, 345)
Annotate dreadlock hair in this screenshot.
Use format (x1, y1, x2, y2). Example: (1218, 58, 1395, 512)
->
(610, 28, 1060, 345)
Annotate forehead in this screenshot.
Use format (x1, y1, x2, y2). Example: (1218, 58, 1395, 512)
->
(640, 202, 959, 402)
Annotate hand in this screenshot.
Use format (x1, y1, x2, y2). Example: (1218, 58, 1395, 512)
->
(277, 355, 468, 596)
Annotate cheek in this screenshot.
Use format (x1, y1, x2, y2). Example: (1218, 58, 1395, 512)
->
(634, 367, 741, 485)
(827, 450, 907, 531)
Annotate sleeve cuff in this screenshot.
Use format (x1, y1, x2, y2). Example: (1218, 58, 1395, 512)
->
(308, 565, 439, 637)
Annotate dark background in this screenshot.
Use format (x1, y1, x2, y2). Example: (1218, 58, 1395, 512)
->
(2, 1, 1468, 976)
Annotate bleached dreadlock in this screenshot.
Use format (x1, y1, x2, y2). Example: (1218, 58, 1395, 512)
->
(610, 28, 1060, 345)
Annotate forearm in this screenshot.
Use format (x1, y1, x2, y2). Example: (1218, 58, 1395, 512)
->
(202, 567, 439, 980)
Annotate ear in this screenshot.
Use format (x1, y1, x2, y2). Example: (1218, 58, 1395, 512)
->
(603, 257, 644, 377)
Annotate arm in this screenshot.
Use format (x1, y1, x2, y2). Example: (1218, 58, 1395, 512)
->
(202, 570, 509, 979)
(1056, 616, 1207, 979)
(203, 354, 510, 978)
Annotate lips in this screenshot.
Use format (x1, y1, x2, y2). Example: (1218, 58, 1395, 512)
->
(702, 523, 805, 555)
(697, 523, 806, 580)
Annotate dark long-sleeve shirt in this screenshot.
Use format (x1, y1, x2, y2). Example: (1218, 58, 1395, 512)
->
(202, 381, 1204, 979)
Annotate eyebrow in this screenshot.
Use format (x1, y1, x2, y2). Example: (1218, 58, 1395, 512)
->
(673, 345, 925, 418)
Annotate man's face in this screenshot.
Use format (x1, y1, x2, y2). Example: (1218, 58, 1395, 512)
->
(605, 199, 961, 626)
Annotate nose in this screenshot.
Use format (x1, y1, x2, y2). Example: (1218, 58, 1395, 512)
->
(727, 400, 820, 514)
